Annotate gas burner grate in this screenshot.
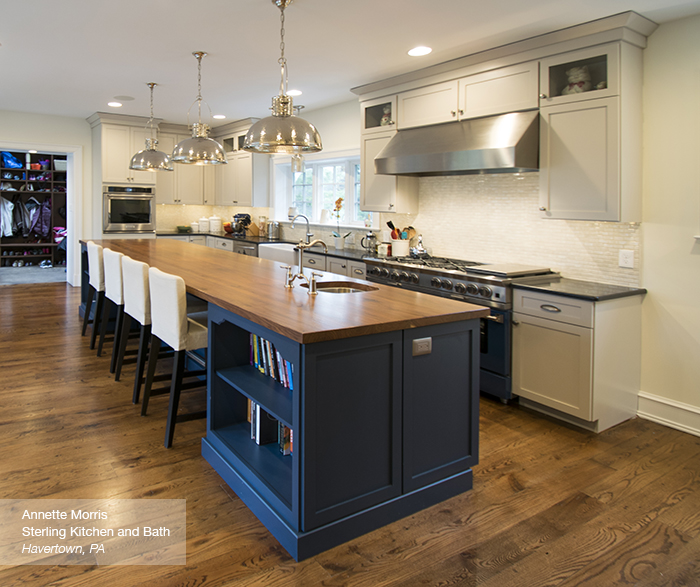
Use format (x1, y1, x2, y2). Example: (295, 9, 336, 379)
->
(391, 256, 482, 272)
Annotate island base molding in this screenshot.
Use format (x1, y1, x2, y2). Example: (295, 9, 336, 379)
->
(202, 438, 473, 561)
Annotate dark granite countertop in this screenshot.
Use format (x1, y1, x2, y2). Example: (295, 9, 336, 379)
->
(513, 277, 646, 301)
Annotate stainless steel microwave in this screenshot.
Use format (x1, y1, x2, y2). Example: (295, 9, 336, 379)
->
(103, 186, 156, 233)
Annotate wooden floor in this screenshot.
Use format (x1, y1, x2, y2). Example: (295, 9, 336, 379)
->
(1, 282, 699, 587)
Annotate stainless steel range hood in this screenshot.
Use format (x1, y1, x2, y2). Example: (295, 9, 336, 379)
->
(374, 110, 539, 176)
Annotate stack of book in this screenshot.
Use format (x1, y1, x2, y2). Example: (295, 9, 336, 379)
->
(250, 334, 293, 391)
(248, 400, 292, 455)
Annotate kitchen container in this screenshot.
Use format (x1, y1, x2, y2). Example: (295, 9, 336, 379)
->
(391, 239, 410, 257)
(190, 222, 199, 232)
(209, 216, 222, 233)
(198, 217, 210, 233)
(266, 220, 280, 240)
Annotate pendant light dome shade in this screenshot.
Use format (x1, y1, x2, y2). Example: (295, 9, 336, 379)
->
(243, 0, 322, 154)
(172, 52, 228, 165)
(171, 122, 226, 165)
(130, 138, 174, 171)
(129, 83, 173, 172)
(244, 95, 322, 154)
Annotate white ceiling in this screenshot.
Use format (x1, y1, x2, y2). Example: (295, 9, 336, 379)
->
(1, 0, 699, 128)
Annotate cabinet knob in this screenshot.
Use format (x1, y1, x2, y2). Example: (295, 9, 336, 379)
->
(539, 207, 547, 211)
(459, 109, 464, 116)
(539, 93, 547, 99)
(451, 110, 457, 117)
(388, 203, 394, 209)
(512, 319, 520, 326)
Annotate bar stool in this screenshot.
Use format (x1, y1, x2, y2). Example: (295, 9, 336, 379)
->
(81, 241, 105, 350)
(141, 267, 208, 448)
(115, 256, 155, 405)
(97, 248, 124, 371)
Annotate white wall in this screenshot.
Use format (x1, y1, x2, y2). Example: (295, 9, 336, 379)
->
(0, 110, 92, 285)
(640, 16, 700, 415)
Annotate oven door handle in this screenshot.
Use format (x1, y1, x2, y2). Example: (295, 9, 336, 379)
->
(483, 313, 504, 324)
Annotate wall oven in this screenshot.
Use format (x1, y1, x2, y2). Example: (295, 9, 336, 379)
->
(365, 257, 556, 402)
(103, 186, 155, 233)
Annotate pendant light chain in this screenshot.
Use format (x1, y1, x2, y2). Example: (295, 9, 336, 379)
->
(147, 82, 156, 140)
(279, 6, 288, 96)
(196, 53, 203, 124)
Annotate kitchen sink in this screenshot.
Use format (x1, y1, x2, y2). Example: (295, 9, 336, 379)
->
(258, 243, 297, 264)
(301, 281, 379, 294)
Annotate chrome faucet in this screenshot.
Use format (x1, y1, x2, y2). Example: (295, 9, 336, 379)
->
(282, 238, 328, 289)
(291, 214, 313, 244)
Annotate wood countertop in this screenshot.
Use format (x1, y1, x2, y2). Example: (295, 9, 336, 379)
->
(89, 239, 489, 344)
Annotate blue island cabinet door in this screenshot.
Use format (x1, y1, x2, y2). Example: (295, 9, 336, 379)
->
(301, 330, 402, 532)
(402, 321, 480, 493)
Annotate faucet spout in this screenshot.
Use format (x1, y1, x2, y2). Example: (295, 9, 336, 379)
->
(291, 214, 313, 244)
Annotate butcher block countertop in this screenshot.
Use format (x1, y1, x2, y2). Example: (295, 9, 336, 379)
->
(89, 239, 489, 344)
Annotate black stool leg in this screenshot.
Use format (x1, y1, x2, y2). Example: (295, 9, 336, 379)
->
(164, 350, 186, 449)
(141, 335, 162, 417)
(81, 285, 94, 336)
(109, 305, 124, 374)
(114, 313, 132, 381)
(132, 323, 152, 404)
(89, 291, 105, 350)
(97, 297, 113, 357)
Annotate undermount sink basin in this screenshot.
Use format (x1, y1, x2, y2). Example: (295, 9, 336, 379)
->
(301, 281, 379, 294)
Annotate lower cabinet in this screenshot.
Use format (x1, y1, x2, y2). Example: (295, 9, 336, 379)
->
(301, 252, 326, 271)
(512, 288, 641, 432)
(327, 258, 366, 278)
(202, 305, 479, 561)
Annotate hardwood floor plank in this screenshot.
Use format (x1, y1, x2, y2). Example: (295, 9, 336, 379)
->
(1, 283, 700, 586)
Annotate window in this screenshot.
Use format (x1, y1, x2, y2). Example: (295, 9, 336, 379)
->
(275, 154, 372, 228)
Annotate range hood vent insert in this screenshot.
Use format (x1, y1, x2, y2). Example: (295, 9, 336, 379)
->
(374, 110, 539, 176)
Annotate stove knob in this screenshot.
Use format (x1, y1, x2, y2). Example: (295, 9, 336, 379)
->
(430, 277, 442, 288)
(478, 286, 493, 298)
(390, 270, 401, 281)
(409, 272, 420, 284)
(368, 266, 380, 276)
(379, 268, 390, 278)
(441, 279, 453, 290)
(399, 271, 410, 282)
(454, 283, 467, 294)
(466, 283, 479, 295)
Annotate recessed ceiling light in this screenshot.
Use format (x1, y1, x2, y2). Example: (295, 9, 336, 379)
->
(108, 101, 122, 108)
(408, 46, 432, 57)
(287, 89, 302, 96)
(213, 114, 226, 120)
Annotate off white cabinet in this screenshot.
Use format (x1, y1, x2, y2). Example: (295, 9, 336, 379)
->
(94, 122, 157, 185)
(155, 133, 215, 205)
(396, 62, 539, 129)
(360, 130, 418, 214)
(538, 43, 642, 222)
(216, 128, 270, 207)
(360, 95, 397, 134)
(512, 288, 641, 432)
(302, 252, 326, 271)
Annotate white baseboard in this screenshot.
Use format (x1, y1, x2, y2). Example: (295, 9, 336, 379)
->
(637, 391, 700, 438)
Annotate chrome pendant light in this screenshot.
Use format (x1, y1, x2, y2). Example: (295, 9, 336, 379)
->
(129, 83, 173, 172)
(243, 0, 322, 154)
(172, 51, 227, 165)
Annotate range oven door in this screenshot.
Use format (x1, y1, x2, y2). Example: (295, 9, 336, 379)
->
(479, 308, 513, 401)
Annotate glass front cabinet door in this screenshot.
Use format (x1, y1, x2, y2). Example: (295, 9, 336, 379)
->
(538, 44, 620, 106)
(361, 95, 397, 134)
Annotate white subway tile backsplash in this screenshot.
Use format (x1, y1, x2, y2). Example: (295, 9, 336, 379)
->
(385, 174, 641, 287)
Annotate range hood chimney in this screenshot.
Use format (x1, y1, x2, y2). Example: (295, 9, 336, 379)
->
(374, 110, 539, 176)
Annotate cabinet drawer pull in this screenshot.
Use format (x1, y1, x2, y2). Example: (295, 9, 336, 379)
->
(540, 304, 561, 313)
(483, 314, 504, 324)
(353, 269, 363, 275)
(308, 259, 316, 264)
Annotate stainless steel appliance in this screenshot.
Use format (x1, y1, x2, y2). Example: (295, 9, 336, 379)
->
(232, 213, 251, 236)
(365, 255, 557, 401)
(103, 186, 155, 233)
(266, 220, 280, 240)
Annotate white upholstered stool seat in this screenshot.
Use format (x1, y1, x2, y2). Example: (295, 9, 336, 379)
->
(141, 267, 208, 448)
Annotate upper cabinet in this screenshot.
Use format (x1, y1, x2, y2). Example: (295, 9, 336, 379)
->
(215, 126, 269, 207)
(360, 130, 418, 214)
(90, 118, 157, 186)
(538, 43, 642, 222)
(397, 62, 539, 129)
(155, 133, 215, 205)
